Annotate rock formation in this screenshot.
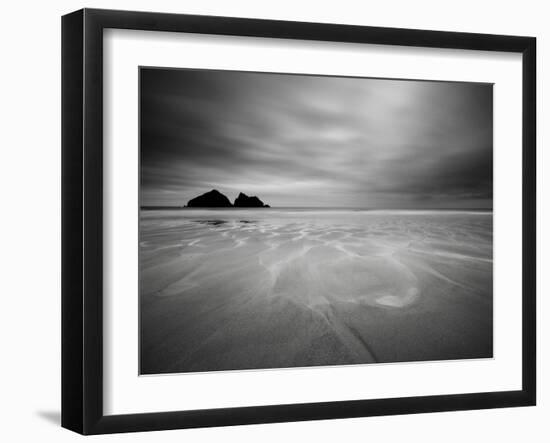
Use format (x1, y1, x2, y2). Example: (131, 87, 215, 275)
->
(234, 192, 270, 207)
(186, 189, 233, 207)
(186, 190, 270, 208)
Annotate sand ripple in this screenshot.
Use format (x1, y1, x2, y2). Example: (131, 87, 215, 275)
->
(139, 209, 493, 373)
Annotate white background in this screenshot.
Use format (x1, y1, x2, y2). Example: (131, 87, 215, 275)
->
(0, 0, 547, 441)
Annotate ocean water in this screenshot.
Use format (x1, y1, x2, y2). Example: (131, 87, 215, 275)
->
(139, 209, 493, 374)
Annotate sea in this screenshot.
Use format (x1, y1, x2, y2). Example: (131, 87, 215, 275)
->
(139, 208, 493, 374)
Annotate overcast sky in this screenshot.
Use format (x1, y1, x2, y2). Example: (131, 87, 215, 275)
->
(140, 68, 492, 208)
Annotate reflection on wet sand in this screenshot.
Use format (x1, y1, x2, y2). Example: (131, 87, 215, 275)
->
(140, 209, 493, 374)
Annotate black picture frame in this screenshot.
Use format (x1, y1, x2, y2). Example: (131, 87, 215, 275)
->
(62, 8, 536, 435)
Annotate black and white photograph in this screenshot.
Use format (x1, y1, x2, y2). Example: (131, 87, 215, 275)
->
(139, 67, 493, 375)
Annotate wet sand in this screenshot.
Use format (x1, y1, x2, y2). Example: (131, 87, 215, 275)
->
(139, 209, 493, 374)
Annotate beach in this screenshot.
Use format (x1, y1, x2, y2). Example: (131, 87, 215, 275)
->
(139, 208, 493, 374)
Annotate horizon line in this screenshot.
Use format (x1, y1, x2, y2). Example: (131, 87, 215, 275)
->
(140, 205, 493, 210)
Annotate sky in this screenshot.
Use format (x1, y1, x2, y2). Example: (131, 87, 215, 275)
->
(140, 68, 492, 208)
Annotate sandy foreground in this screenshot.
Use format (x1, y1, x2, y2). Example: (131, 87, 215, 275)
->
(139, 209, 493, 374)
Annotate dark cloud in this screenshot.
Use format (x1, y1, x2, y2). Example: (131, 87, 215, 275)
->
(140, 68, 492, 208)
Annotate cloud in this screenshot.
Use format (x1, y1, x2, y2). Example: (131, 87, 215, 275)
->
(140, 68, 492, 208)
